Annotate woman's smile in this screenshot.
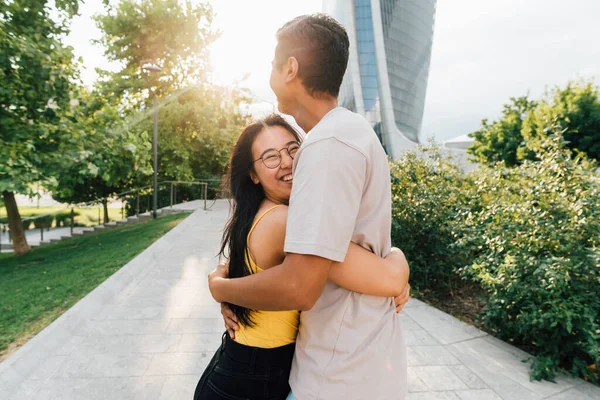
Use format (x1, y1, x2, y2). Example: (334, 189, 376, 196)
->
(280, 174, 293, 183)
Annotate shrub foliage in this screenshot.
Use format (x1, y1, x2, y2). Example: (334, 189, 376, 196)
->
(391, 131, 600, 383)
(390, 143, 471, 295)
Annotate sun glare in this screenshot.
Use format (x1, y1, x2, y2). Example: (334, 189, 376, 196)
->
(209, 0, 322, 113)
(65, 0, 322, 115)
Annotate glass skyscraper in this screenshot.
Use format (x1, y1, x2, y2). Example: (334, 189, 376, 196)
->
(324, 0, 437, 159)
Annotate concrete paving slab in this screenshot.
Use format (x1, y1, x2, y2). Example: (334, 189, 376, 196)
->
(447, 337, 580, 398)
(451, 365, 490, 390)
(407, 391, 461, 400)
(399, 313, 422, 331)
(404, 300, 488, 345)
(454, 389, 504, 400)
(52, 353, 155, 379)
(176, 333, 224, 353)
(404, 328, 442, 346)
(577, 383, 600, 399)
(545, 388, 597, 400)
(411, 365, 470, 391)
(410, 345, 462, 366)
(34, 376, 167, 400)
(73, 334, 182, 356)
(144, 352, 214, 376)
(158, 374, 199, 400)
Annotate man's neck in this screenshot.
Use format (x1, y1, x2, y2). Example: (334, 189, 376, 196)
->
(292, 95, 339, 133)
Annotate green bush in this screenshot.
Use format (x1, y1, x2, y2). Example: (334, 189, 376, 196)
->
(21, 219, 32, 231)
(55, 210, 80, 227)
(389, 143, 472, 296)
(457, 130, 600, 383)
(54, 212, 68, 227)
(31, 215, 54, 229)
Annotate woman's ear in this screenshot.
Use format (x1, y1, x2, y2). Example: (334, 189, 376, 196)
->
(250, 171, 259, 185)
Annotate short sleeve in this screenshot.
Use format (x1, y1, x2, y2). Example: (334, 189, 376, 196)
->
(284, 138, 367, 262)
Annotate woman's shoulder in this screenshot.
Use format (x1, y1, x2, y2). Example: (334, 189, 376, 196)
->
(268, 203, 289, 217)
(251, 203, 287, 237)
(250, 204, 289, 266)
(258, 204, 288, 230)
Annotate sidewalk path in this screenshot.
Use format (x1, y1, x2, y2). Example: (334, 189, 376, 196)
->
(0, 199, 598, 399)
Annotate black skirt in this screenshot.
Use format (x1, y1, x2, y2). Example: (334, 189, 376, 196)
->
(193, 333, 295, 400)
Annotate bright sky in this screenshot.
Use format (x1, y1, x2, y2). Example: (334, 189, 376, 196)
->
(423, 0, 600, 142)
(209, 0, 322, 115)
(65, 0, 600, 142)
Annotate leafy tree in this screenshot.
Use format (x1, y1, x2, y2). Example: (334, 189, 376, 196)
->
(522, 80, 600, 161)
(467, 96, 537, 167)
(50, 0, 248, 227)
(136, 85, 249, 183)
(94, 0, 216, 106)
(468, 80, 600, 167)
(52, 89, 152, 223)
(0, 0, 81, 254)
(93, 0, 248, 189)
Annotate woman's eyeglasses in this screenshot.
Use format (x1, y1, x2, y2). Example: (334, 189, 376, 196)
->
(252, 142, 300, 169)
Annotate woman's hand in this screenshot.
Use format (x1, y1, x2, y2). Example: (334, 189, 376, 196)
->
(394, 283, 410, 313)
(384, 247, 410, 294)
(329, 244, 410, 299)
(384, 247, 411, 312)
(221, 303, 239, 339)
(208, 261, 229, 303)
(384, 247, 406, 269)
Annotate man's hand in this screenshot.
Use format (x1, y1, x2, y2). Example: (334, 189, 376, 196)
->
(394, 283, 410, 313)
(208, 261, 229, 303)
(221, 303, 240, 339)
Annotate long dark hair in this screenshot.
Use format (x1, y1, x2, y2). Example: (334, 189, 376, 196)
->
(219, 114, 302, 327)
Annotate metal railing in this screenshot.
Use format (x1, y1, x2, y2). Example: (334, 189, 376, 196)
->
(165, 181, 209, 211)
(0, 179, 221, 250)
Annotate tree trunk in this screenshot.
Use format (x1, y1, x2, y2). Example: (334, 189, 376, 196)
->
(2, 191, 30, 255)
(102, 199, 109, 224)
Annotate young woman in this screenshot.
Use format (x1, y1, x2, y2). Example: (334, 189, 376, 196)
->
(194, 114, 409, 400)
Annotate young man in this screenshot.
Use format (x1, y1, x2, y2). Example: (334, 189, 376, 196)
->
(208, 14, 408, 399)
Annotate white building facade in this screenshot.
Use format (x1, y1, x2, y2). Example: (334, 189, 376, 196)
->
(324, 0, 437, 159)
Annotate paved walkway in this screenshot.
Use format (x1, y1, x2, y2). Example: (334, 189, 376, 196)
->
(0, 200, 598, 400)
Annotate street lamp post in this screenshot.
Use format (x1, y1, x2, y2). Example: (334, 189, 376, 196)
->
(151, 92, 158, 219)
(141, 63, 162, 219)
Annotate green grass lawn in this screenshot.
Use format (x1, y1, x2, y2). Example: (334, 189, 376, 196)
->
(0, 206, 124, 228)
(0, 212, 189, 361)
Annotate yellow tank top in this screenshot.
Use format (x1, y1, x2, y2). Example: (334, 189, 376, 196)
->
(233, 205, 300, 348)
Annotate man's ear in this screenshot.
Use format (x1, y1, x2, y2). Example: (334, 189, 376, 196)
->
(285, 56, 299, 83)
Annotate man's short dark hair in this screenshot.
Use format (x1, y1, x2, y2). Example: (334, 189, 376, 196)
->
(275, 14, 349, 98)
